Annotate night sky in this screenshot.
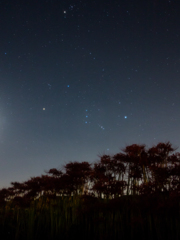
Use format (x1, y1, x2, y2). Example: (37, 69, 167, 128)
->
(0, 0, 180, 188)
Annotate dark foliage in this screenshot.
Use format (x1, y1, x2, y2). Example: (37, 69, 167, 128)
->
(0, 142, 180, 240)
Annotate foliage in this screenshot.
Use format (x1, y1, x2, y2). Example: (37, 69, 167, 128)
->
(0, 141, 180, 239)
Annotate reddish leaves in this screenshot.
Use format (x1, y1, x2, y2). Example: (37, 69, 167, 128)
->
(1, 141, 180, 205)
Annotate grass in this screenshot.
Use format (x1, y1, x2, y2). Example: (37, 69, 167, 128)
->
(0, 194, 179, 240)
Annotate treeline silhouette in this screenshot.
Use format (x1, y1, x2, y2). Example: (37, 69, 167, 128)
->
(0, 142, 180, 240)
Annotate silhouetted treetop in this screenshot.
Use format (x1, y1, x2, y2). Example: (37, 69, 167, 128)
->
(1, 141, 180, 202)
(46, 168, 63, 177)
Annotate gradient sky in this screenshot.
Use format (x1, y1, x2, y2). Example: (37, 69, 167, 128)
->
(0, 0, 180, 188)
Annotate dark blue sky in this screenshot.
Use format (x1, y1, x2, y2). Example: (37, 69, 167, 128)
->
(0, 0, 180, 188)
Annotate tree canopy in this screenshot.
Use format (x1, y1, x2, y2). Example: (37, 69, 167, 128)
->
(1, 141, 180, 205)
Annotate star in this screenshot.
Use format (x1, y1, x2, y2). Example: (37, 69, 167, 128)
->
(98, 124, 105, 130)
